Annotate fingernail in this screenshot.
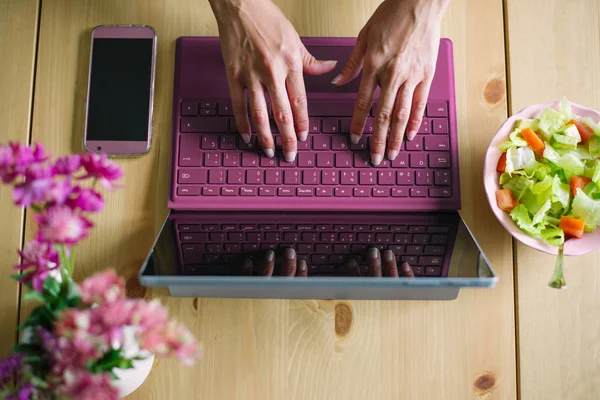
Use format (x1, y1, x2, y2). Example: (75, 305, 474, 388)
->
(350, 134, 360, 145)
(407, 130, 417, 141)
(266, 250, 275, 262)
(298, 131, 308, 142)
(285, 247, 296, 260)
(387, 150, 398, 161)
(383, 250, 395, 262)
(264, 148, 275, 158)
(331, 73, 342, 85)
(324, 60, 338, 68)
(371, 153, 382, 166)
(368, 247, 379, 260)
(401, 262, 411, 273)
(241, 133, 251, 144)
(284, 151, 297, 162)
(299, 260, 307, 271)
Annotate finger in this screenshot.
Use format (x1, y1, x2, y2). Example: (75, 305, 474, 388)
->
(239, 258, 253, 276)
(345, 258, 362, 277)
(229, 80, 251, 144)
(268, 83, 297, 162)
(400, 262, 415, 278)
(367, 247, 382, 277)
(405, 79, 433, 141)
(349, 70, 377, 146)
(387, 82, 416, 161)
(286, 70, 309, 142)
(331, 35, 366, 85)
(281, 247, 297, 277)
(248, 82, 275, 157)
(382, 250, 399, 278)
(258, 250, 275, 277)
(302, 46, 338, 76)
(371, 80, 402, 166)
(296, 260, 308, 277)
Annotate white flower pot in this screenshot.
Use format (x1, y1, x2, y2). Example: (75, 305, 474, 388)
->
(113, 353, 155, 398)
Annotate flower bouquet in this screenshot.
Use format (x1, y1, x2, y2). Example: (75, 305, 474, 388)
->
(0, 143, 202, 399)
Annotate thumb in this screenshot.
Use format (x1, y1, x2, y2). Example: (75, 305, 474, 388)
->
(331, 36, 366, 86)
(302, 46, 338, 76)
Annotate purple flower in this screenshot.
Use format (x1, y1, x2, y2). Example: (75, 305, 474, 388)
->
(14, 240, 60, 292)
(53, 155, 82, 175)
(12, 164, 53, 207)
(7, 384, 36, 400)
(45, 179, 74, 205)
(0, 353, 23, 389)
(36, 205, 93, 245)
(60, 370, 119, 400)
(80, 153, 123, 189)
(0, 142, 49, 184)
(68, 187, 104, 212)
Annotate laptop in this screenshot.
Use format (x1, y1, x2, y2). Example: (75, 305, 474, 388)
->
(138, 37, 497, 300)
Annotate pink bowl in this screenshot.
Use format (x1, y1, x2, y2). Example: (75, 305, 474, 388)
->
(484, 100, 600, 256)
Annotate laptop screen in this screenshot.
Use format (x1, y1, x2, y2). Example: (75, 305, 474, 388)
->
(139, 211, 496, 300)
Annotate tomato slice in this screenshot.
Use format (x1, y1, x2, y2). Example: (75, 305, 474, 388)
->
(570, 176, 591, 196)
(496, 188, 519, 212)
(569, 119, 594, 144)
(559, 216, 585, 239)
(497, 153, 507, 173)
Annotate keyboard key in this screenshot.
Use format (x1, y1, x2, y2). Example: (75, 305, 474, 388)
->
(341, 171, 357, 185)
(202, 187, 219, 196)
(303, 233, 319, 242)
(303, 170, 319, 184)
(340, 118, 351, 133)
(425, 266, 442, 276)
(218, 100, 233, 115)
(297, 224, 313, 231)
(243, 243, 260, 252)
(434, 170, 451, 185)
(223, 153, 240, 167)
(408, 226, 426, 233)
(412, 266, 425, 275)
(416, 170, 433, 185)
(278, 188, 294, 196)
(322, 118, 339, 133)
(360, 171, 375, 185)
(242, 153, 259, 167)
(405, 137, 423, 151)
(298, 153, 316, 167)
(431, 234, 448, 244)
(227, 170, 245, 184)
(265, 170, 281, 184)
(395, 234, 411, 244)
(316, 188, 333, 197)
(371, 225, 388, 232)
(279, 158, 296, 168)
(203, 224, 219, 231)
(179, 135, 201, 167)
(316, 153, 334, 167)
(297, 187, 314, 197)
(429, 153, 451, 168)
(179, 224, 200, 231)
(378, 171, 395, 185)
(200, 100, 216, 109)
(424, 245, 445, 255)
(335, 187, 352, 197)
(309, 118, 320, 133)
(208, 170, 225, 184)
(316, 225, 332, 231)
(298, 136, 312, 150)
(298, 243, 314, 252)
(391, 225, 408, 232)
(225, 243, 242, 251)
(335, 152, 352, 168)
(312, 254, 328, 263)
(308, 100, 354, 116)
(210, 232, 227, 242)
(372, 159, 390, 168)
(354, 153, 370, 168)
(392, 153, 408, 168)
(397, 170, 413, 185)
(401, 255, 418, 264)
(181, 101, 198, 116)
(406, 245, 424, 255)
(313, 136, 331, 150)
(332, 136, 349, 151)
(259, 187, 275, 196)
(322, 171, 338, 185)
(204, 153, 221, 167)
(389, 244, 404, 253)
(177, 186, 200, 196)
(427, 101, 448, 117)
(201, 135, 219, 150)
(353, 188, 369, 197)
(372, 188, 389, 197)
(428, 226, 450, 233)
(430, 187, 451, 197)
(239, 136, 258, 150)
(424, 136, 449, 151)
(350, 137, 368, 151)
(421, 256, 442, 266)
(357, 233, 374, 242)
(284, 170, 301, 184)
(181, 117, 227, 133)
(247, 170, 263, 184)
(284, 232, 300, 242)
(260, 157, 278, 167)
(409, 153, 427, 168)
(321, 232, 337, 242)
(410, 188, 427, 197)
(363, 118, 374, 134)
(413, 234, 430, 244)
(240, 187, 257, 196)
(200, 108, 216, 116)
(178, 169, 206, 184)
(432, 119, 449, 134)
(265, 232, 281, 242)
(334, 225, 352, 231)
(419, 118, 432, 134)
(391, 187, 408, 197)
(376, 233, 393, 243)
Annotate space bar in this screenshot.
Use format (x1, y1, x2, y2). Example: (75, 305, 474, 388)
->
(308, 100, 355, 116)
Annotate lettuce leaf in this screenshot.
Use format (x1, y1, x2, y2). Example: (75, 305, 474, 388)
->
(506, 146, 536, 174)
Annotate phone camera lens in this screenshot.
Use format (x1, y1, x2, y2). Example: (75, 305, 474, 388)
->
(97, 146, 102, 152)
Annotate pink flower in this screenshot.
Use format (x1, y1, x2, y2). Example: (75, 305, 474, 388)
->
(141, 321, 202, 366)
(36, 205, 93, 245)
(0, 142, 50, 183)
(12, 164, 53, 207)
(53, 154, 81, 175)
(68, 187, 104, 212)
(45, 178, 74, 205)
(14, 240, 60, 292)
(80, 153, 123, 189)
(60, 370, 119, 400)
(132, 299, 168, 332)
(79, 269, 125, 304)
(54, 309, 90, 338)
(0, 145, 13, 169)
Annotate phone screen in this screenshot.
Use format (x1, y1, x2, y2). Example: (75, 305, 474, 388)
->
(87, 38, 153, 142)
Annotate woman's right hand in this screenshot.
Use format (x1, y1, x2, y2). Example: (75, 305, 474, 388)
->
(208, 0, 338, 162)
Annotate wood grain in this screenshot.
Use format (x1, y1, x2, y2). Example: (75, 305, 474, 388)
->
(0, 0, 39, 357)
(506, 1, 600, 399)
(27, 0, 516, 398)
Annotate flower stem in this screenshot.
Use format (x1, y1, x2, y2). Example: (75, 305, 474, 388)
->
(548, 244, 566, 289)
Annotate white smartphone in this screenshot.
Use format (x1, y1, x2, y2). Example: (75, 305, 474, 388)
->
(83, 25, 157, 156)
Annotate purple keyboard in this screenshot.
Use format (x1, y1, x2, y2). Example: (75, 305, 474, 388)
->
(172, 213, 458, 277)
(170, 37, 460, 212)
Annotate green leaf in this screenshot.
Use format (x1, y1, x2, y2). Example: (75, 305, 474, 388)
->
(23, 290, 47, 303)
(43, 276, 61, 299)
(30, 375, 49, 389)
(117, 359, 134, 370)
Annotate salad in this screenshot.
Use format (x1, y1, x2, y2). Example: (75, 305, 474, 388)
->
(495, 98, 600, 288)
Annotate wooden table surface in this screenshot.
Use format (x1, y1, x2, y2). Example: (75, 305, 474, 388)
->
(1, 0, 599, 398)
